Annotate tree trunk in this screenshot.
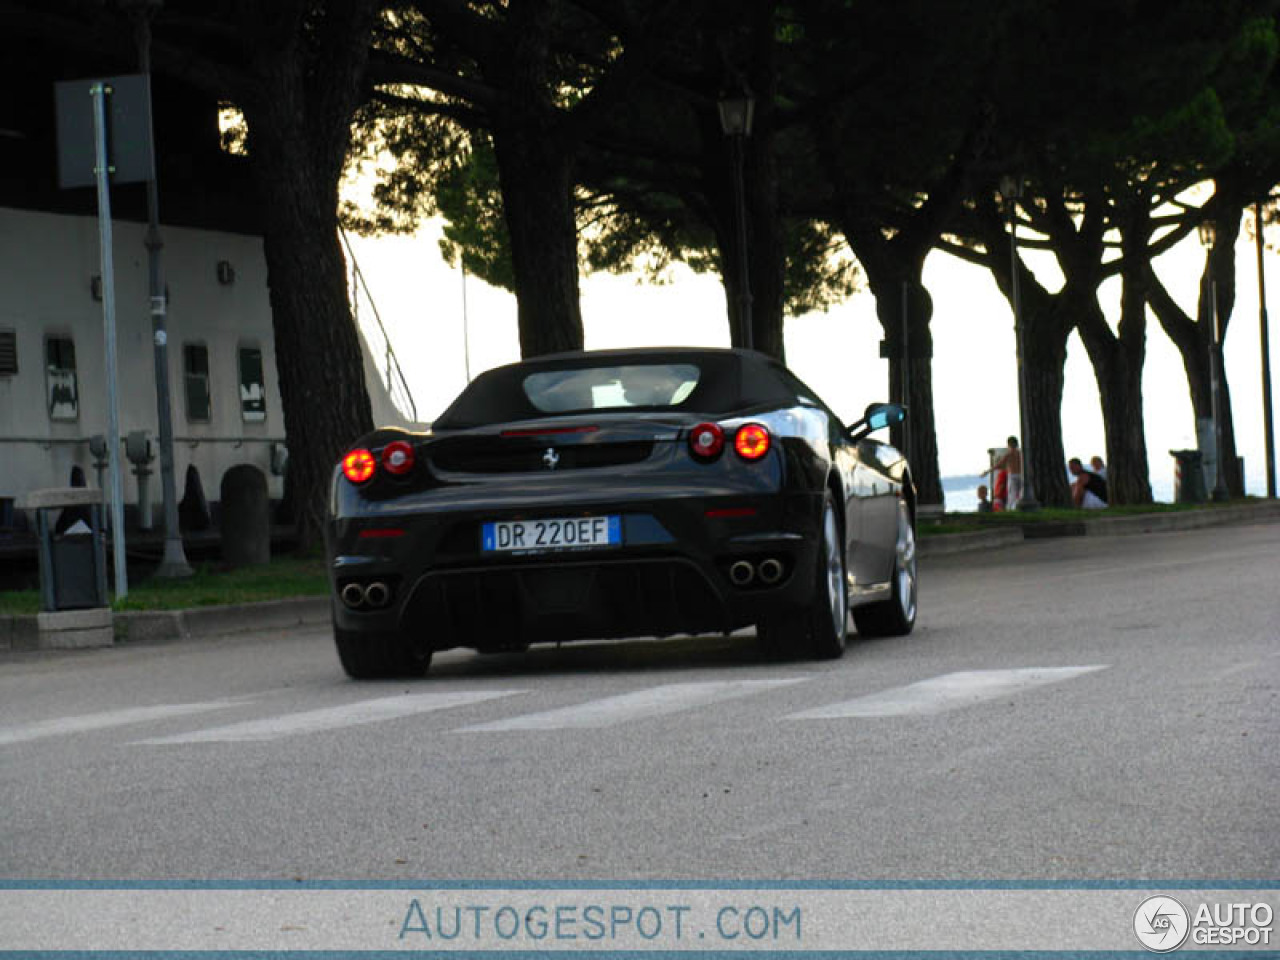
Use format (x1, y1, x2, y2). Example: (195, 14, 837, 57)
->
(239, 1, 377, 549)
(868, 272, 943, 507)
(492, 119, 584, 357)
(701, 119, 786, 359)
(1020, 290, 1074, 508)
(490, 0, 584, 358)
(983, 226, 1075, 508)
(743, 0, 785, 360)
(1205, 201, 1245, 496)
(1075, 202, 1152, 505)
(1079, 301, 1152, 504)
(1147, 188, 1246, 497)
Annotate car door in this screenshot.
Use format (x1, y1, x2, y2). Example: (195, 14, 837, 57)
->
(848, 438, 900, 586)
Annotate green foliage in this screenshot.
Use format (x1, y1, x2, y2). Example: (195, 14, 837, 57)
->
(434, 137, 516, 291)
(341, 106, 467, 235)
(783, 221, 860, 317)
(579, 193, 719, 283)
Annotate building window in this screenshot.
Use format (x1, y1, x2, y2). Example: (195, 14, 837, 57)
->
(45, 335, 78, 421)
(238, 345, 266, 422)
(0, 329, 16, 376)
(183, 343, 211, 423)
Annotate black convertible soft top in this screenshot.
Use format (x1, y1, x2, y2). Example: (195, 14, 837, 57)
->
(433, 348, 800, 430)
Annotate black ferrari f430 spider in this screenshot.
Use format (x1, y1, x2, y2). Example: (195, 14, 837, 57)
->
(326, 347, 917, 677)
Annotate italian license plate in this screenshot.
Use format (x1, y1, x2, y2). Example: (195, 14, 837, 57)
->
(482, 515, 622, 553)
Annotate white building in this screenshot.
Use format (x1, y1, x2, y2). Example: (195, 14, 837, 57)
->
(0, 204, 415, 532)
(0, 39, 415, 536)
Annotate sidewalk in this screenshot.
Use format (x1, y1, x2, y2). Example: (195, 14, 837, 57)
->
(3, 500, 1278, 651)
(917, 498, 1280, 557)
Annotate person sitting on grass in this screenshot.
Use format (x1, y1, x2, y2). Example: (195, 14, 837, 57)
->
(1068, 457, 1109, 509)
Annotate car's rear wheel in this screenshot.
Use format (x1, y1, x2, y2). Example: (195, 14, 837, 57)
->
(851, 496, 917, 637)
(335, 626, 432, 679)
(758, 491, 847, 660)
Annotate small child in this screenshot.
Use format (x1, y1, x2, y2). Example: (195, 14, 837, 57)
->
(976, 484, 993, 513)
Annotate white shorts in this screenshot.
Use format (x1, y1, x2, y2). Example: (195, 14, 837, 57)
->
(1006, 473, 1023, 507)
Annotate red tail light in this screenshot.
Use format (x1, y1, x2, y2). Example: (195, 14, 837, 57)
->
(342, 448, 376, 484)
(734, 423, 771, 460)
(688, 422, 725, 461)
(381, 440, 415, 476)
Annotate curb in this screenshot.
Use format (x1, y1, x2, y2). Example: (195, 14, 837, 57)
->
(114, 596, 330, 645)
(0, 596, 329, 652)
(917, 499, 1280, 558)
(1082, 500, 1280, 536)
(916, 528, 1025, 556)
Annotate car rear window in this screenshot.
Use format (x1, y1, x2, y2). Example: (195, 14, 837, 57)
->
(522, 363, 700, 413)
(433, 350, 796, 429)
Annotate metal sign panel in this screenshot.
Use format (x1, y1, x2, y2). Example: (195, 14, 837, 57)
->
(55, 74, 155, 188)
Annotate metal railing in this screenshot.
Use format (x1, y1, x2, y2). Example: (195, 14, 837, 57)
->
(339, 228, 418, 423)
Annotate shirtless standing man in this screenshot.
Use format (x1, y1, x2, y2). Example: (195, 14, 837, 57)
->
(991, 436, 1024, 508)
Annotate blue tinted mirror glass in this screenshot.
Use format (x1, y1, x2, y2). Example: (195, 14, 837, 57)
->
(862, 403, 905, 433)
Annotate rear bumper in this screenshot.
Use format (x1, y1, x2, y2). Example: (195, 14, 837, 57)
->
(326, 490, 823, 649)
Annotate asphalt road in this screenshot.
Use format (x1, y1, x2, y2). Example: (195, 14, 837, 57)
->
(1, 521, 1277, 881)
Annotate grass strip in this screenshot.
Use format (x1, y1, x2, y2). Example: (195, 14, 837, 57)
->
(0, 552, 327, 616)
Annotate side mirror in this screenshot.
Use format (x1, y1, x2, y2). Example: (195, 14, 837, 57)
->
(848, 402, 906, 441)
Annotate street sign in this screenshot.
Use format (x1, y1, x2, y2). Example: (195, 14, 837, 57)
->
(54, 74, 154, 188)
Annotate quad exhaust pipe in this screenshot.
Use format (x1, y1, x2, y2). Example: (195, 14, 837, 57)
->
(340, 582, 366, 608)
(729, 557, 785, 589)
(757, 557, 784, 585)
(340, 580, 391, 610)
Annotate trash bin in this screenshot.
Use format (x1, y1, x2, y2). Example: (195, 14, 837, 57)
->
(17, 488, 108, 611)
(1170, 449, 1206, 504)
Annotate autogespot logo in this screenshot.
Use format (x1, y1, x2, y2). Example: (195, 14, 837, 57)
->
(1134, 895, 1191, 953)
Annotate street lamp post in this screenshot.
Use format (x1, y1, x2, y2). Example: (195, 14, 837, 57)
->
(718, 91, 754, 351)
(1000, 174, 1039, 510)
(128, 0, 192, 577)
(1201, 219, 1231, 502)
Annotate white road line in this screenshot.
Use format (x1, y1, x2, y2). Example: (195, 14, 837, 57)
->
(0, 700, 245, 747)
(786, 666, 1109, 719)
(131, 690, 524, 744)
(456, 678, 807, 732)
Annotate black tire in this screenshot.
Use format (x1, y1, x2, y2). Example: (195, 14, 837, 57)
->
(758, 491, 848, 660)
(335, 626, 432, 679)
(852, 496, 917, 638)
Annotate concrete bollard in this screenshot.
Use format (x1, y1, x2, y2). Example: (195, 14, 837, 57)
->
(220, 464, 270, 566)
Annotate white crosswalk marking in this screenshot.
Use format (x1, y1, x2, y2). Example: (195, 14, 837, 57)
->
(786, 666, 1108, 719)
(132, 690, 524, 744)
(0, 700, 244, 747)
(456, 678, 807, 732)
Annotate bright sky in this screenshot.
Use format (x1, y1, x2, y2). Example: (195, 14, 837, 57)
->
(345, 216, 1278, 503)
